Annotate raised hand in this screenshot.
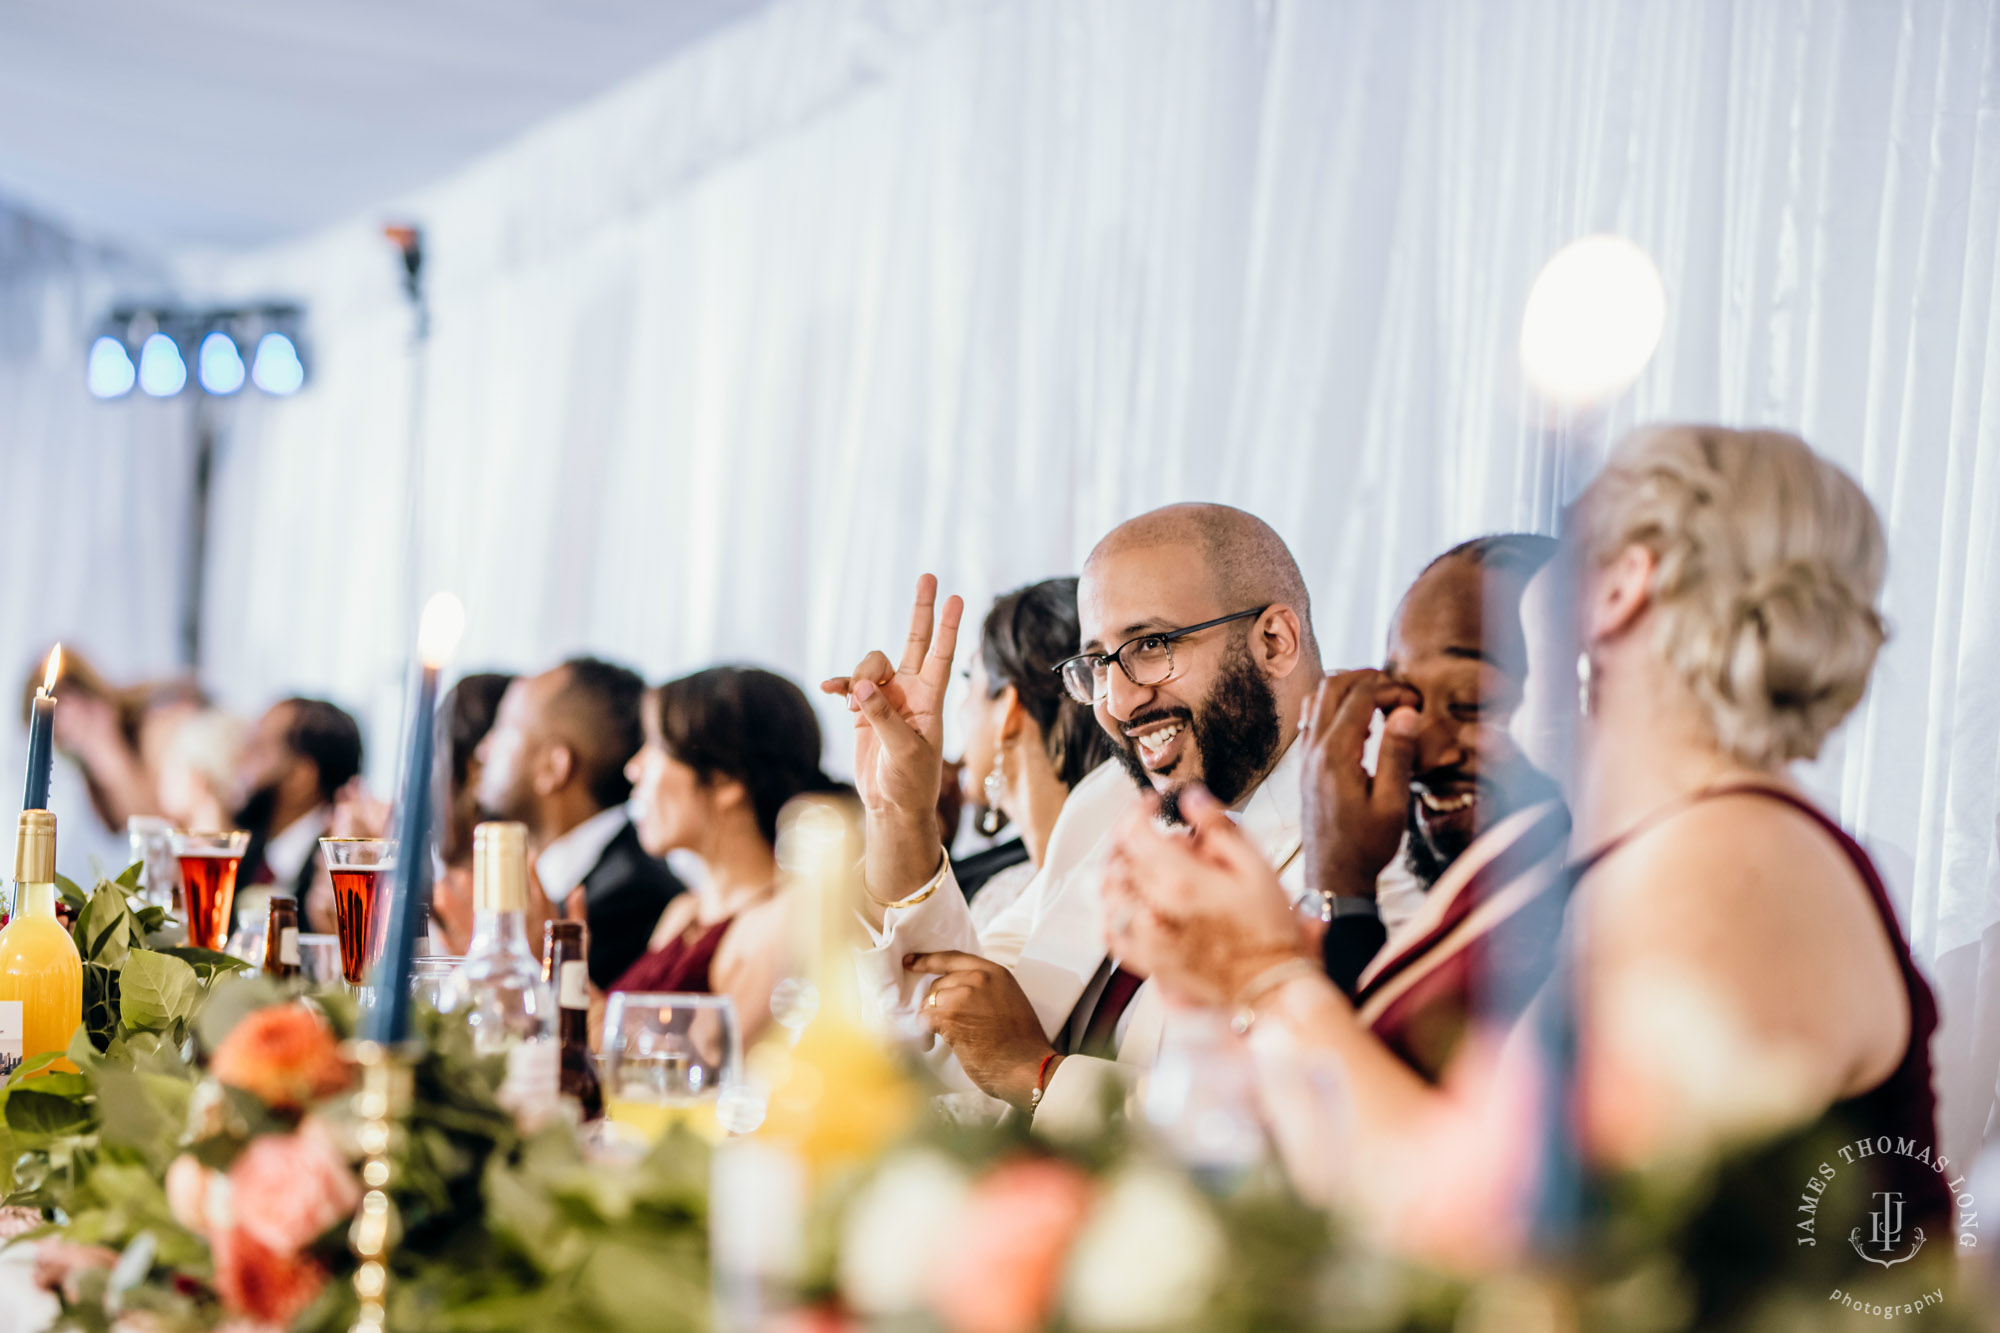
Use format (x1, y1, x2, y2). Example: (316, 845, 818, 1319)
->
(1299, 670, 1421, 903)
(821, 574, 964, 905)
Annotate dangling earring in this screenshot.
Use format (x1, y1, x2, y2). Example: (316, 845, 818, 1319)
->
(1576, 650, 1595, 719)
(979, 745, 1007, 836)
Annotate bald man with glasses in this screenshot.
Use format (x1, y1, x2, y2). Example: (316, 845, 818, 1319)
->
(823, 504, 1326, 1132)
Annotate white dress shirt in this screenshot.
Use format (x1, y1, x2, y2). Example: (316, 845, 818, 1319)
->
(534, 806, 630, 905)
(263, 806, 330, 888)
(859, 742, 1309, 1136)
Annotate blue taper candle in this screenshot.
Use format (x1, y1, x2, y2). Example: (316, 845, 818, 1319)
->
(362, 596, 463, 1044)
(22, 646, 60, 812)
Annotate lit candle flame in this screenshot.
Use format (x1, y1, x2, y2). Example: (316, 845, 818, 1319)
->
(41, 644, 61, 695)
(416, 594, 465, 670)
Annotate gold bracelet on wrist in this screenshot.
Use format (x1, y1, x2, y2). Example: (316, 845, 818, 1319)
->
(864, 849, 948, 908)
(1228, 956, 1323, 1036)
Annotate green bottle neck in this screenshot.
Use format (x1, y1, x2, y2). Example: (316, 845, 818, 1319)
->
(10, 882, 57, 918)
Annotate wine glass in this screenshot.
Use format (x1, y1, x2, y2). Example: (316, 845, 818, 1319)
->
(169, 830, 250, 951)
(318, 838, 397, 987)
(601, 993, 742, 1143)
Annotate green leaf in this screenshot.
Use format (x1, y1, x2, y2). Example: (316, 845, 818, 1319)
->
(55, 873, 90, 915)
(6, 1050, 64, 1084)
(75, 883, 136, 968)
(117, 950, 200, 1033)
(157, 945, 252, 983)
(5, 1087, 93, 1137)
(114, 861, 144, 892)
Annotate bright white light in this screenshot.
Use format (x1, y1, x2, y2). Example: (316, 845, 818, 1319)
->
(86, 336, 136, 399)
(137, 333, 187, 397)
(198, 332, 245, 395)
(251, 332, 305, 395)
(1519, 235, 1666, 408)
(416, 593, 465, 669)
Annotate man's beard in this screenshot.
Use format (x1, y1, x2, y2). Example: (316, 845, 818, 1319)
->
(1403, 758, 1562, 890)
(1112, 650, 1282, 825)
(234, 782, 280, 841)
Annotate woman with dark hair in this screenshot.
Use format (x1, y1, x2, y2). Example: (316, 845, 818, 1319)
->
(612, 666, 844, 1042)
(957, 577, 1120, 934)
(424, 673, 519, 953)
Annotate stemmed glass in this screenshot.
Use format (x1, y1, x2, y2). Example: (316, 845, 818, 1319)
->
(318, 838, 397, 987)
(601, 993, 743, 1143)
(169, 830, 250, 951)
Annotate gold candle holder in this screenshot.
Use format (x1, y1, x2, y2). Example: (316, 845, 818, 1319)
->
(347, 1040, 412, 1333)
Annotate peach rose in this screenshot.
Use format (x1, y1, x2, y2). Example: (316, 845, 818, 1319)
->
(208, 1004, 349, 1110)
(228, 1119, 360, 1255)
(927, 1159, 1095, 1333)
(211, 1222, 327, 1327)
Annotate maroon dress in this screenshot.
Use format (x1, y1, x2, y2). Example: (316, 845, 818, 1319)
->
(610, 917, 735, 995)
(1567, 784, 1950, 1231)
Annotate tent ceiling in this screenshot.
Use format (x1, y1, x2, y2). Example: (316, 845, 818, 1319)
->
(0, 0, 768, 252)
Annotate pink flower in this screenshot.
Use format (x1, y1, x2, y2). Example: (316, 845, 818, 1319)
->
(209, 1004, 349, 1111)
(227, 1119, 361, 1255)
(33, 1240, 118, 1303)
(211, 1223, 326, 1327)
(927, 1159, 1095, 1333)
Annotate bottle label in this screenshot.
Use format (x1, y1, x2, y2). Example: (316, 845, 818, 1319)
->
(280, 928, 300, 965)
(0, 1001, 22, 1077)
(559, 960, 589, 1010)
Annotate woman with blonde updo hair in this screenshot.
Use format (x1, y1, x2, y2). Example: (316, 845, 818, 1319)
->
(1094, 425, 1947, 1245)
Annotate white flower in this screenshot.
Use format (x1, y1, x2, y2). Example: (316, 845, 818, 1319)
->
(837, 1149, 971, 1315)
(1063, 1166, 1225, 1330)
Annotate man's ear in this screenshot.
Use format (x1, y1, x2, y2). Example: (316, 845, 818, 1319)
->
(1585, 544, 1657, 646)
(536, 743, 575, 798)
(1253, 605, 1306, 679)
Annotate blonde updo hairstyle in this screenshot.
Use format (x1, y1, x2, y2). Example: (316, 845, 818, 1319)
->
(1569, 425, 1886, 769)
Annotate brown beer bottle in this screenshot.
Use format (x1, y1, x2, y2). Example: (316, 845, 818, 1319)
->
(263, 896, 301, 980)
(541, 920, 602, 1120)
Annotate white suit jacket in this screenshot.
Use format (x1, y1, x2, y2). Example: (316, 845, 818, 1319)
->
(859, 743, 1308, 1135)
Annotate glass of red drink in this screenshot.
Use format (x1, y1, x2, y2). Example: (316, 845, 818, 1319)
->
(319, 838, 398, 986)
(169, 830, 251, 951)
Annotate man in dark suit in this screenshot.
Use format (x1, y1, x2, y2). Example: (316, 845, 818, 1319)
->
(475, 657, 682, 988)
(236, 697, 364, 931)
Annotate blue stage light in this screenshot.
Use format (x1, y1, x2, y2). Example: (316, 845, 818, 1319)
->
(251, 332, 305, 395)
(137, 332, 187, 397)
(87, 336, 136, 399)
(198, 331, 246, 395)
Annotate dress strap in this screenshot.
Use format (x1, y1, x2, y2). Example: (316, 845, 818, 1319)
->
(1565, 781, 1823, 883)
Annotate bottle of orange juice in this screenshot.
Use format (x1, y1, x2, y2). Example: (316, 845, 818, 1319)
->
(0, 811, 82, 1076)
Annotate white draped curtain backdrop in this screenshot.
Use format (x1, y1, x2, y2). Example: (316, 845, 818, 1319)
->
(9, 0, 1999, 1167)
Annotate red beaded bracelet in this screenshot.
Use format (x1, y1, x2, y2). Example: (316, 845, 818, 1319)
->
(1028, 1051, 1062, 1113)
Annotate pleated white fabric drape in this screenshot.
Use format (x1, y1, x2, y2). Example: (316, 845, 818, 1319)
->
(174, 0, 2000, 1165)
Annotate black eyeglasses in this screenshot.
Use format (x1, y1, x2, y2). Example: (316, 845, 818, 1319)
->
(1053, 607, 1269, 705)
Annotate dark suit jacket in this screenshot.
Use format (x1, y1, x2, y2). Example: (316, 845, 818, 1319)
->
(579, 820, 685, 989)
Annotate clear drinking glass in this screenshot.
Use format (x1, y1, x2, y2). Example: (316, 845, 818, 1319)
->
(126, 815, 181, 914)
(318, 838, 397, 986)
(169, 830, 250, 951)
(601, 993, 742, 1143)
(409, 956, 462, 1010)
(295, 934, 344, 986)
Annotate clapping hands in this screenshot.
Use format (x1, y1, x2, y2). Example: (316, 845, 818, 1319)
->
(1102, 785, 1314, 1008)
